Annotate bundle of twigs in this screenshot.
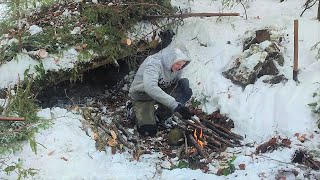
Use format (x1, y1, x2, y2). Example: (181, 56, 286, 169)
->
(171, 113, 243, 160)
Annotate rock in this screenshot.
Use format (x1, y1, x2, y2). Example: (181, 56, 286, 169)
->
(257, 59, 279, 77)
(262, 74, 288, 84)
(243, 37, 257, 51)
(167, 128, 184, 146)
(0, 89, 6, 99)
(256, 29, 270, 43)
(223, 51, 268, 88)
(224, 29, 286, 88)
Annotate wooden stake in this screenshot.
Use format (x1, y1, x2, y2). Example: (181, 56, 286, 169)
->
(0, 117, 25, 121)
(293, 19, 299, 81)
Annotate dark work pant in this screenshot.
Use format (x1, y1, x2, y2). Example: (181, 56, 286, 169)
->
(168, 78, 193, 105)
(132, 78, 192, 135)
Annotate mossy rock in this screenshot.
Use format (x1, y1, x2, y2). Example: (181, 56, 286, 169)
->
(167, 128, 184, 146)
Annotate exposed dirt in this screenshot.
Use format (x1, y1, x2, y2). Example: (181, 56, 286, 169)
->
(36, 60, 130, 108)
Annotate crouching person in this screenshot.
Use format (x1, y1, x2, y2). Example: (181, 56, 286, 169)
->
(129, 45, 193, 136)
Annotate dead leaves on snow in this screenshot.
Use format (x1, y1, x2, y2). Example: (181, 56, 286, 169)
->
(255, 136, 291, 154)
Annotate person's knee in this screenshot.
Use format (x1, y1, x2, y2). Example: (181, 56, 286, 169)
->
(178, 78, 189, 86)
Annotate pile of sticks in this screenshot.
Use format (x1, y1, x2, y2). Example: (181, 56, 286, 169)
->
(83, 107, 243, 161)
(172, 113, 243, 159)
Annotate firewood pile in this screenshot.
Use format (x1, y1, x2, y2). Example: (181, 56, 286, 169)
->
(170, 111, 243, 160)
(81, 102, 243, 167)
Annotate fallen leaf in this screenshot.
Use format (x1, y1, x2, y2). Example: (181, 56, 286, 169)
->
(281, 139, 291, 147)
(107, 138, 118, 147)
(216, 168, 224, 176)
(110, 130, 117, 140)
(310, 134, 314, 139)
(93, 132, 99, 140)
(48, 150, 55, 156)
(297, 136, 305, 143)
(239, 163, 246, 170)
(121, 38, 132, 46)
(255, 137, 277, 154)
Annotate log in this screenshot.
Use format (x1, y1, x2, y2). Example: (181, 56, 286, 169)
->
(202, 119, 243, 140)
(188, 134, 207, 159)
(114, 120, 138, 143)
(204, 134, 222, 147)
(202, 120, 242, 144)
(0, 116, 25, 121)
(145, 12, 240, 19)
(110, 123, 134, 149)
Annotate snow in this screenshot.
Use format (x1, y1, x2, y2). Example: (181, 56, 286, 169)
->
(1, 0, 320, 179)
(28, 25, 43, 35)
(0, 49, 81, 88)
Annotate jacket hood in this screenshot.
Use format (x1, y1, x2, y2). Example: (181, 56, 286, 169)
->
(160, 45, 192, 71)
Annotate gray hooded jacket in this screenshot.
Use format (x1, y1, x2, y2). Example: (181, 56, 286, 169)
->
(129, 45, 191, 110)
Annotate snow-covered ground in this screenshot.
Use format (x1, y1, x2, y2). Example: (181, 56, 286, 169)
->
(1, 0, 320, 179)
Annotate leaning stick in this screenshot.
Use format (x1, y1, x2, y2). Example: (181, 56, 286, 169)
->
(202, 119, 243, 140)
(183, 131, 188, 155)
(202, 120, 242, 143)
(110, 123, 134, 149)
(145, 12, 240, 19)
(188, 134, 207, 158)
(0, 116, 25, 121)
(185, 120, 236, 147)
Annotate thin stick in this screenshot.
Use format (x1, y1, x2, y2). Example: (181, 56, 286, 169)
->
(202, 119, 243, 140)
(188, 134, 207, 158)
(145, 12, 240, 19)
(185, 120, 236, 147)
(293, 19, 299, 81)
(0, 117, 25, 121)
(183, 131, 188, 155)
(110, 123, 133, 149)
(177, 143, 185, 159)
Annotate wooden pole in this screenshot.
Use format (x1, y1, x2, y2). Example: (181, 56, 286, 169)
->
(318, 0, 320, 21)
(293, 19, 299, 81)
(0, 117, 25, 121)
(145, 12, 240, 19)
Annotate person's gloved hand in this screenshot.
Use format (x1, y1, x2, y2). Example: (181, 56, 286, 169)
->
(174, 104, 193, 119)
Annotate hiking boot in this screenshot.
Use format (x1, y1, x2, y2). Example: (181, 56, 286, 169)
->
(137, 124, 157, 136)
(155, 105, 173, 124)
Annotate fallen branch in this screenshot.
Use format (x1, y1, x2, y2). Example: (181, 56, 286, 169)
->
(0, 116, 25, 121)
(110, 123, 134, 149)
(114, 120, 138, 143)
(145, 12, 240, 19)
(202, 119, 242, 144)
(202, 119, 243, 140)
(300, 0, 318, 17)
